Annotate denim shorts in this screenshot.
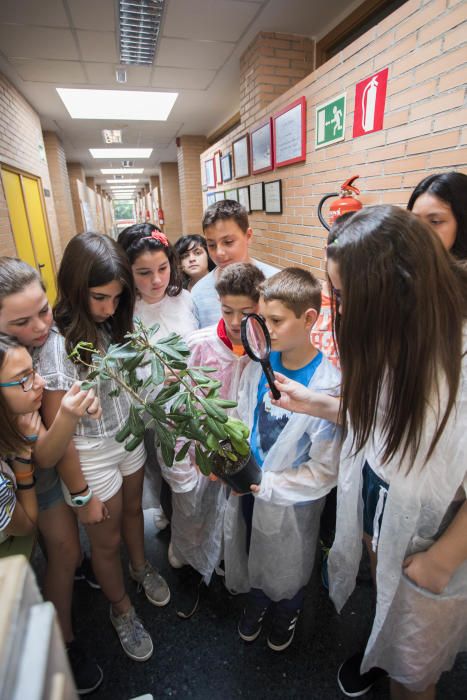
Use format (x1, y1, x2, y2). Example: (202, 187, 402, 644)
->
(362, 461, 389, 537)
(36, 466, 64, 512)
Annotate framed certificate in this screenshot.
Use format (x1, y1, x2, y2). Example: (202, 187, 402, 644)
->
(273, 97, 306, 167)
(214, 191, 225, 202)
(221, 153, 232, 182)
(225, 188, 238, 202)
(232, 134, 250, 179)
(238, 186, 251, 213)
(249, 182, 264, 211)
(264, 180, 282, 214)
(206, 192, 216, 207)
(204, 158, 216, 188)
(250, 119, 273, 175)
(214, 150, 222, 185)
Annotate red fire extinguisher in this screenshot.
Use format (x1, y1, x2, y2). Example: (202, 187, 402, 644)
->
(158, 208, 165, 226)
(317, 175, 362, 231)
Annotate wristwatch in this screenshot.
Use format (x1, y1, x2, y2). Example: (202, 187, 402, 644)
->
(70, 489, 93, 507)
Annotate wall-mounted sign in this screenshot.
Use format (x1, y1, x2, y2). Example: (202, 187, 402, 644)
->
(273, 97, 306, 167)
(353, 67, 388, 138)
(315, 93, 346, 149)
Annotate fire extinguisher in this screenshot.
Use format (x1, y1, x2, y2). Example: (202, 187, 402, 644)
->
(317, 175, 362, 231)
(158, 208, 165, 226)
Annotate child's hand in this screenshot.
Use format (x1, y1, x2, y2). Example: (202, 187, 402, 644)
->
(76, 493, 109, 525)
(269, 372, 314, 414)
(250, 484, 260, 494)
(403, 550, 453, 594)
(16, 410, 41, 443)
(61, 382, 102, 421)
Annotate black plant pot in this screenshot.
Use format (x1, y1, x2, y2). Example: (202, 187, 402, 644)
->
(211, 444, 262, 495)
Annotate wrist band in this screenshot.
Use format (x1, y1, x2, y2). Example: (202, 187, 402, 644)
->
(17, 476, 37, 490)
(24, 434, 38, 443)
(13, 456, 33, 465)
(15, 468, 36, 482)
(70, 484, 89, 496)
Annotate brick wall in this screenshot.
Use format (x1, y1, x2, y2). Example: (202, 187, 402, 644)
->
(0, 73, 61, 261)
(159, 162, 183, 242)
(177, 135, 209, 234)
(202, 0, 467, 279)
(43, 131, 77, 246)
(67, 162, 86, 232)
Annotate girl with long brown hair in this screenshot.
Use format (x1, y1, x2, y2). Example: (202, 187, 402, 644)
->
(38, 233, 170, 663)
(324, 206, 467, 700)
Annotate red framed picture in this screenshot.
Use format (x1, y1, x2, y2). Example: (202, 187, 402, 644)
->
(272, 96, 306, 168)
(250, 119, 273, 175)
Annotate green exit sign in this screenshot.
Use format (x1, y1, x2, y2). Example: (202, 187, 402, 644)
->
(315, 93, 346, 149)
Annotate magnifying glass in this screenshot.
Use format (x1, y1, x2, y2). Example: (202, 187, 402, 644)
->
(241, 314, 281, 400)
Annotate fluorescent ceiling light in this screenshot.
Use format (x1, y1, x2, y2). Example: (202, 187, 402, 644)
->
(106, 179, 140, 183)
(101, 168, 144, 174)
(57, 88, 177, 120)
(90, 148, 153, 159)
(119, 0, 166, 66)
(102, 129, 122, 144)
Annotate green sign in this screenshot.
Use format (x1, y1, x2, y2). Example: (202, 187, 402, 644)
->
(315, 93, 346, 149)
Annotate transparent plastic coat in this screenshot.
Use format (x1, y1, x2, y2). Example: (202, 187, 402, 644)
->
(329, 339, 467, 692)
(224, 356, 341, 601)
(159, 325, 250, 582)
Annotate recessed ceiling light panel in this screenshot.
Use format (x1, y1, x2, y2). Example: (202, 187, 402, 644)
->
(106, 179, 140, 183)
(90, 148, 152, 158)
(101, 168, 144, 174)
(57, 88, 177, 120)
(102, 129, 122, 144)
(119, 0, 166, 66)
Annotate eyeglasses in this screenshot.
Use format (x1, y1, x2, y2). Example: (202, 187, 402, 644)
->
(0, 369, 36, 392)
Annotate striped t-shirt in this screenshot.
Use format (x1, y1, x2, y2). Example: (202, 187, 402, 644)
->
(0, 462, 16, 543)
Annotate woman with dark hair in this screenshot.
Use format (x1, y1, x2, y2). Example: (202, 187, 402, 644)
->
(38, 232, 170, 663)
(174, 234, 215, 290)
(407, 171, 467, 260)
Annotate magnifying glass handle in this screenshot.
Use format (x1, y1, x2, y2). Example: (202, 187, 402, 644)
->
(262, 362, 281, 400)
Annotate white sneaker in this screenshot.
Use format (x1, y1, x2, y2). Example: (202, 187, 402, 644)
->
(153, 506, 169, 530)
(168, 541, 185, 568)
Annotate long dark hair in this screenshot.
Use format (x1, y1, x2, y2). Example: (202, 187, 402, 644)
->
(118, 223, 182, 296)
(174, 234, 215, 288)
(54, 232, 135, 359)
(407, 171, 467, 260)
(0, 334, 30, 456)
(327, 205, 467, 467)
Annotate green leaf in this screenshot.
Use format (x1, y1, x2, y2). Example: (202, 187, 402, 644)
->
(115, 421, 132, 443)
(155, 332, 180, 344)
(205, 416, 228, 440)
(213, 398, 238, 409)
(153, 383, 180, 405)
(125, 434, 144, 451)
(198, 397, 228, 423)
(81, 381, 97, 390)
(129, 405, 145, 437)
(195, 445, 211, 476)
(154, 421, 176, 467)
(153, 343, 185, 361)
(175, 441, 192, 462)
(146, 402, 167, 423)
(122, 351, 145, 372)
(108, 387, 121, 398)
(229, 435, 250, 457)
(151, 357, 165, 385)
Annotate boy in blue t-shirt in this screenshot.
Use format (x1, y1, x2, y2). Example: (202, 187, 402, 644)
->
(224, 268, 341, 652)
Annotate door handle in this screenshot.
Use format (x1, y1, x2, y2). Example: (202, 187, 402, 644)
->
(38, 263, 45, 268)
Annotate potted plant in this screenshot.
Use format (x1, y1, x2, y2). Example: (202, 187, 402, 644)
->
(69, 319, 261, 494)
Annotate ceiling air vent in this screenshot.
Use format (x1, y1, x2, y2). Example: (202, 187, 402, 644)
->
(122, 160, 134, 167)
(119, 0, 165, 66)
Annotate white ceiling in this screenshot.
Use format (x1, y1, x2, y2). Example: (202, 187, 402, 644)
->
(0, 0, 355, 190)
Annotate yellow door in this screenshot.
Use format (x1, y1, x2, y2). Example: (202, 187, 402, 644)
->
(22, 176, 57, 303)
(1, 167, 57, 304)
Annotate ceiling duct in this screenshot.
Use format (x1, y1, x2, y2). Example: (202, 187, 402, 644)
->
(119, 0, 165, 66)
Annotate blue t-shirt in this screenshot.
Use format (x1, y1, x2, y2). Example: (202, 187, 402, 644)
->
(251, 350, 323, 468)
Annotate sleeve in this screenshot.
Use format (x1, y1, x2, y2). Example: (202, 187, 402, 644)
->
(183, 291, 199, 333)
(0, 471, 16, 535)
(37, 331, 78, 392)
(255, 420, 341, 506)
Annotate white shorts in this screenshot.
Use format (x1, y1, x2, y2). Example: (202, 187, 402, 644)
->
(62, 436, 146, 504)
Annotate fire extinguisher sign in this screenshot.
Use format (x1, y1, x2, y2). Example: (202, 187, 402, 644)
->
(353, 67, 389, 138)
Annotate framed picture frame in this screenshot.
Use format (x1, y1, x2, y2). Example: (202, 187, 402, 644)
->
(206, 192, 216, 207)
(225, 188, 238, 202)
(272, 96, 306, 168)
(264, 180, 282, 214)
(232, 134, 250, 179)
(250, 119, 273, 175)
(220, 153, 232, 182)
(237, 186, 251, 213)
(249, 182, 264, 211)
(204, 158, 216, 188)
(214, 191, 225, 202)
(214, 150, 222, 185)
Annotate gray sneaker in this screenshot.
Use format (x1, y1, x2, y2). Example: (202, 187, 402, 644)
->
(129, 561, 171, 607)
(109, 606, 153, 662)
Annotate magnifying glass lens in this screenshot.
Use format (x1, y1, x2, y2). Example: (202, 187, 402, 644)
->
(245, 316, 269, 360)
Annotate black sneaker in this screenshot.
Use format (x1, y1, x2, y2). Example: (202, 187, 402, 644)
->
(175, 566, 203, 619)
(238, 599, 269, 642)
(74, 555, 101, 590)
(66, 639, 103, 695)
(337, 650, 387, 697)
(267, 607, 300, 651)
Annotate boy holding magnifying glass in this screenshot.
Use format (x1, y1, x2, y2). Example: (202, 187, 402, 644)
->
(223, 267, 342, 651)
